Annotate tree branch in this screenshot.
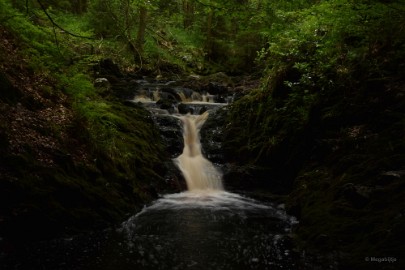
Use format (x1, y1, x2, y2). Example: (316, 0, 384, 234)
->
(36, 0, 94, 40)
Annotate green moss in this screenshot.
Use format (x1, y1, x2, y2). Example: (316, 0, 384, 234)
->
(75, 100, 167, 184)
(0, 2, 170, 240)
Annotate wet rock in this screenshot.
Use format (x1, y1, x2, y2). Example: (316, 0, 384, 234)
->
(160, 87, 182, 102)
(178, 103, 194, 114)
(205, 72, 233, 87)
(222, 164, 254, 189)
(337, 183, 372, 208)
(110, 80, 139, 99)
(198, 106, 208, 114)
(176, 87, 194, 100)
(181, 72, 234, 96)
(214, 95, 226, 103)
(203, 82, 228, 95)
(188, 74, 201, 80)
(156, 98, 176, 110)
(94, 78, 111, 96)
(313, 234, 330, 247)
(200, 107, 227, 162)
(122, 100, 143, 108)
(153, 115, 182, 157)
(94, 58, 123, 78)
(94, 78, 110, 88)
(380, 170, 405, 184)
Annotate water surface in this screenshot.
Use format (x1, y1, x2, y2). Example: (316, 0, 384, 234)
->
(1, 191, 299, 270)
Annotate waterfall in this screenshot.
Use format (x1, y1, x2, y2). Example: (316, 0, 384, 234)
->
(174, 111, 223, 191)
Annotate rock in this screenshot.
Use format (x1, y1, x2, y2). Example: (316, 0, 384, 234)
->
(178, 103, 194, 114)
(95, 58, 123, 78)
(337, 183, 372, 208)
(314, 234, 330, 247)
(94, 77, 110, 88)
(110, 80, 139, 99)
(379, 170, 405, 185)
(205, 72, 233, 87)
(204, 82, 228, 95)
(200, 107, 228, 164)
(381, 170, 405, 178)
(160, 87, 182, 102)
(214, 95, 226, 103)
(152, 115, 182, 157)
(156, 98, 176, 110)
(188, 74, 201, 80)
(94, 78, 111, 96)
(198, 106, 208, 114)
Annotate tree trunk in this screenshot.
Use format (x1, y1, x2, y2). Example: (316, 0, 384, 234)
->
(73, 0, 88, 14)
(182, 0, 195, 29)
(205, 9, 214, 59)
(136, 6, 148, 54)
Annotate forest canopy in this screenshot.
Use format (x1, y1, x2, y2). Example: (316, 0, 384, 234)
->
(2, 0, 404, 76)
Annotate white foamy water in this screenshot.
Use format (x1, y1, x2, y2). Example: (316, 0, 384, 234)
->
(114, 189, 299, 270)
(144, 191, 278, 212)
(174, 111, 224, 191)
(120, 190, 298, 238)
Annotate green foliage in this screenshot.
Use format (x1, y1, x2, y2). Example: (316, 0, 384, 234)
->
(3, 0, 329, 74)
(0, 0, 172, 240)
(141, 26, 207, 72)
(261, 0, 405, 88)
(225, 0, 405, 177)
(0, 1, 67, 72)
(87, 0, 128, 38)
(12, 0, 402, 76)
(59, 73, 95, 98)
(1, 0, 167, 194)
(54, 69, 165, 183)
(225, 0, 405, 263)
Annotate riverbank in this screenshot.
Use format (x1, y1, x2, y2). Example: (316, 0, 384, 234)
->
(0, 26, 174, 243)
(221, 49, 405, 270)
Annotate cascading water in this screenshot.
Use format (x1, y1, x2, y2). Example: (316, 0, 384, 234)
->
(173, 111, 223, 191)
(0, 79, 333, 270)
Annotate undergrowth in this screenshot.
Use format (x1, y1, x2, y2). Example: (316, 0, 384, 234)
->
(0, 1, 170, 238)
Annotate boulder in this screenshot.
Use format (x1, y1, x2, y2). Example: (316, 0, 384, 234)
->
(178, 103, 194, 114)
(94, 77, 110, 88)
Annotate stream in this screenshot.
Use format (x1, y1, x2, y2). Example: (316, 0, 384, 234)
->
(1, 191, 298, 270)
(0, 78, 334, 270)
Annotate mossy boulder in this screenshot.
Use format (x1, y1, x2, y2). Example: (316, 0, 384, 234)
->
(0, 38, 172, 242)
(0, 98, 172, 242)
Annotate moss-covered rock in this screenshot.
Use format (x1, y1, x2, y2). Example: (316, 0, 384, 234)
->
(0, 99, 171, 241)
(0, 26, 173, 243)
